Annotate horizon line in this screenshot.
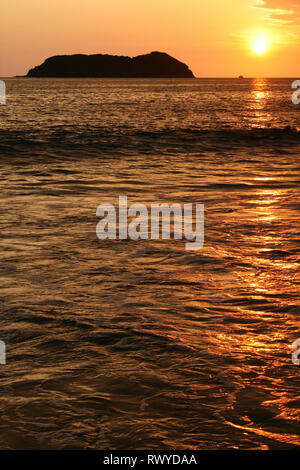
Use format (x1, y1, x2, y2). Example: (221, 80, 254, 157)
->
(1, 75, 299, 79)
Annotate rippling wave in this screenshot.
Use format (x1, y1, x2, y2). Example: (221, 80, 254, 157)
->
(0, 78, 299, 450)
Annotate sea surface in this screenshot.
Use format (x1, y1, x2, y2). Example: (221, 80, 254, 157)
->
(0, 78, 299, 450)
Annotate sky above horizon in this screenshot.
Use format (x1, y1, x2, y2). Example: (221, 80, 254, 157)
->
(1, 0, 300, 77)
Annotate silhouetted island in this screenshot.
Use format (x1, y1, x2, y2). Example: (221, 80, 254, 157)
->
(27, 52, 195, 78)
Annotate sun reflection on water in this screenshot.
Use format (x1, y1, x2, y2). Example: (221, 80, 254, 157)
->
(250, 79, 273, 128)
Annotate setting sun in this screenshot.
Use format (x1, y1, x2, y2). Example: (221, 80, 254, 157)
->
(253, 39, 268, 55)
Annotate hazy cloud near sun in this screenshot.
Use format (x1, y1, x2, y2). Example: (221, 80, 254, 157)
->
(253, 0, 300, 24)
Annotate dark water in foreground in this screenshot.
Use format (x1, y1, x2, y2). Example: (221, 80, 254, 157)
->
(0, 78, 299, 449)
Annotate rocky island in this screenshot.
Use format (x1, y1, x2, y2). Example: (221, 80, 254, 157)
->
(26, 51, 195, 78)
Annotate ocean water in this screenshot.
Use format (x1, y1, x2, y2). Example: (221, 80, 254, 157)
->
(0, 78, 299, 450)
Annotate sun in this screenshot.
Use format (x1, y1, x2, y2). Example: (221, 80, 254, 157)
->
(253, 39, 267, 55)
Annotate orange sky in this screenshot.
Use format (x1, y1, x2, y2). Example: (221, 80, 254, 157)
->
(1, 0, 300, 77)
